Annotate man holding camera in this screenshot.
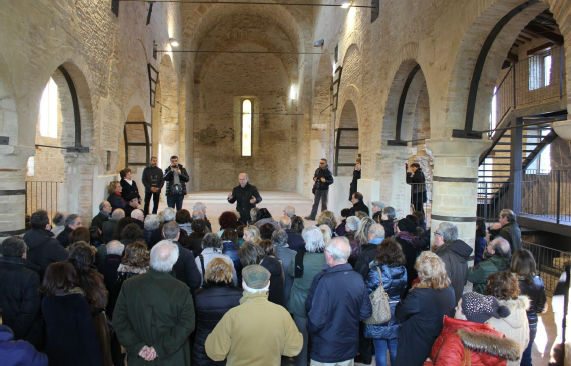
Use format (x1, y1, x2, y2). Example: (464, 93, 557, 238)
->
(163, 155, 189, 211)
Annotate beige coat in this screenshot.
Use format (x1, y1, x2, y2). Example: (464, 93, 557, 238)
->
(205, 291, 303, 366)
(486, 296, 530, 366)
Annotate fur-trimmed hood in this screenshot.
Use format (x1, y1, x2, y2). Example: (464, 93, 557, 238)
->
(457, 328, 522, 361)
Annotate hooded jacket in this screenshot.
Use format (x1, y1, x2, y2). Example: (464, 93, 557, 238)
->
(424, 316, 522, 366)
(0, 325, 47, 366)
(467, 255, 510, 294)
(434, 239, 473, 306)
(485, 296, 530, 366)
(23, 228, 68, 276)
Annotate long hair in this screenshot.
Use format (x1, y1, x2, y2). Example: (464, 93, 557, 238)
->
(67, 241, 108, 309)
(414, 251, 451, 290)
(510, 249, 537, 284)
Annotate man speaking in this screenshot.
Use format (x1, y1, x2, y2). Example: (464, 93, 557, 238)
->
(228, 173, 262, 224)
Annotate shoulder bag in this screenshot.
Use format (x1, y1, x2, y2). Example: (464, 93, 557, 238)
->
(364, 266, 392, 325)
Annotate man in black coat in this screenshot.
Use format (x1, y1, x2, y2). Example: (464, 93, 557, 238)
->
(0, 236, 43, 348)
(162, 221, 202, 293)
(24, 210, 68, 276)
(306, 158, 334, 220)
(90, 200, 111, 230)
(348, 192, 370, 217)
(163, 155, 190, 211)
(142, 156, 164, 215)
(227, 172, 262, 225)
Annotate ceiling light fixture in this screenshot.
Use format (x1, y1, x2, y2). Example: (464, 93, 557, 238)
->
(169, 38, 180, 47)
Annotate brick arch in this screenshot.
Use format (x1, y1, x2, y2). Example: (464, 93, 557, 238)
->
(445, 0, 551, 136)
(335, 98, 359, 176)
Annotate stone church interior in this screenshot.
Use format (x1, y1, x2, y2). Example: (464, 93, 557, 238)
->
(0, 0, 570, 365)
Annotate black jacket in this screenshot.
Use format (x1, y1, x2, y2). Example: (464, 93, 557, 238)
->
(90, 212, 109, 231)
(312, 167, 334, 191)
(354, 243, 379, 279)
(142, 165, 164, 192)
(120, 178, 140, 201)
(349, 169, 360, 200)
(23, 228, 68, 276)
(227, 183, 262, 223)
(192, 285, 242, 366)
(172, 242, 202, 293)
(163, 164, 190, 196)
(434, 239, 473, 306)
(107, 193, 126, 212)
(406, 169, 427, 202)
(0, 257, 43, 348)
(348, 200, 369, 216)
(518, 275, 547, 325)
(56, 226, 73, 248)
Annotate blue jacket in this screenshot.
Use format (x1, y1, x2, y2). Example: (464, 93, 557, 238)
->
(306, 263, 372, 363)
(363, 264, 407, 339)
(0, 325, 47, 366)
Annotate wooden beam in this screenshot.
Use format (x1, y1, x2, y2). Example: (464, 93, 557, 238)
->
(524, 23, 564, 45)
(527, 42, 554, 55)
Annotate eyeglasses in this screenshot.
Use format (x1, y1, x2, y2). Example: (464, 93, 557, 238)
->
(434, 231, 442, 236)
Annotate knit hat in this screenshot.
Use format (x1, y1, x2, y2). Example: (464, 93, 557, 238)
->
(397, 217, 416, 233)
(371, 201, 385, 210)
(461, 292, 510, 323)
(242, 265, 270, 289)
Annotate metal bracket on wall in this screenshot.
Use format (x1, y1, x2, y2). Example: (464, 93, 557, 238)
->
(146, 2, 154, 25)
(331, 66, 342, 112)
(148, 63, 159, 108)
(112, 0, 119, 16)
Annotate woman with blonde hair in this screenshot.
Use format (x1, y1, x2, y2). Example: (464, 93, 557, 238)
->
(242, 225, 261, 244)
(318, 224, 332, 245)
(193, 258, 242, 365)
(355, 217, 375, 246)
(316, 210, 337, 236)
(394, 251, 455, 366)
(107, 180, 126, 212)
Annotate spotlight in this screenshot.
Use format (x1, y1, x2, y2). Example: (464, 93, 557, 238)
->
(313, 39, 324, 47)
(169, 38, 179, 47)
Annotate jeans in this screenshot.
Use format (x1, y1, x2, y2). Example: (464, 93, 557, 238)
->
(309, 190, 328, 218)
(143, 190, 160, 215)
(373, 338, 398, 366)
(166, 194, 184, 210)
(293, 315, 308, 366)
(520, 322, 537, 366)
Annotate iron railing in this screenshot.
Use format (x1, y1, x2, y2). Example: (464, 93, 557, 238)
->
(25, 180, 61, 218)
(408, 182, 433, 226)
(523, 241, 570, 296)
(521, 169, 571, 224)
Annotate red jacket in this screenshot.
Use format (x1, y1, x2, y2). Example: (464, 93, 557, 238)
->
(424, 316, 521, 366)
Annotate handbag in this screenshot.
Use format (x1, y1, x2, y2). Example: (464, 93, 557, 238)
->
(364, 266, 392, 325)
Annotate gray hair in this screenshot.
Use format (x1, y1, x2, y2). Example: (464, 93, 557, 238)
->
(1, 236, 27, 257)
(106, 240, 125, 255)
(192, 210, 205, 220)
(438, 222, 458, 243)
(65, 214, 80, 227)
(150, 240, 179, 272)
(131, 209, 144, 221)
(368, 223, 385, 240)
(279, 216, 291, 230)
(162, 221, 180, 240)
(271, 229, 288, 247)
(490, 237, 511, 258)
(193, 202, 206, 212)
(144, 214, 160, 231)
(345, 216, 360, 232)
(162, 207, 176, 223)
(99, 201, 110, 211)
(325, 236, 351, 263)
(302, 226, 325, 253)
(383, 206, 396, 220)
(201, 233, 222, 249)
(283, 206, 295, 218)
(111, 209, 125, 221)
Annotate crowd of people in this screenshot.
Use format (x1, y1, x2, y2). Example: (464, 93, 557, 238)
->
(0, 162, 566, 366)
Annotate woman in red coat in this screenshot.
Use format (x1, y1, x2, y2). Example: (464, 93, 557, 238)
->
(424, 292, 521, 366)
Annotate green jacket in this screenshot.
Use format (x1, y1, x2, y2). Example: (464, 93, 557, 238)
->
(467, 255, 510, 294)
(112, 269, 195, 366)
(287, 252, 326, 318)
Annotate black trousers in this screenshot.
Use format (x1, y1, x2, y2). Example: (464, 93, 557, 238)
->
(309, 189, 328, 219)
(144, 190, 160, 215)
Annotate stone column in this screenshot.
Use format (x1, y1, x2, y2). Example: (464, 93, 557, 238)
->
(374, 146, 411, 219)
(427, 137, 490, 251)
(0, 145, 34, 238)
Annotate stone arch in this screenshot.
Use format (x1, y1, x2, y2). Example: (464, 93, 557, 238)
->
(156, 54, 179, 171)
(335, 99, 359, 176)
(445, 0, 551, 135)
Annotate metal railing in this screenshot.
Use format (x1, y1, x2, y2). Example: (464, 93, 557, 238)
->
(521, 169, 571, 224)
(490, 45, 565, 135)
(408, 182, 433, 226)
(25, 180, 61, 218)
(523, 240, 570, 296)
(477, 182, 511, 222)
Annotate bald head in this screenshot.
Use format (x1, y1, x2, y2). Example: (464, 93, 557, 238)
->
(279, 216, 291, 230)
(150, 240, 179, 272)
(488, 237, 511, 258)
(325, 236, 351, 266)
(238, 173, 248, 187)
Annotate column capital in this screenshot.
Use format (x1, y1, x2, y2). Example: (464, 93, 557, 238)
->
(552, 120, 571, 140)
(426, 137, 491, 157)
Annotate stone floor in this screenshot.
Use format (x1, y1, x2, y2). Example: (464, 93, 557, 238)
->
(178, 190, 561, 366)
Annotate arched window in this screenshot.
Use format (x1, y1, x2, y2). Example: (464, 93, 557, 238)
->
(39, 77, 58, 138)
(241, 99, 252, 156)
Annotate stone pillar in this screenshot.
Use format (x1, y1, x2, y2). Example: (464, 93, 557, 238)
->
(0, 145, 34, 238)
(427, 138, 490, 252)
(329, 176, 352, 217)
(375, 146, 411, 219)
(357, 178, 380, 213)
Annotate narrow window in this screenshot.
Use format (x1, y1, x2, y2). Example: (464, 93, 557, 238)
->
(241, 99, 252, 156)
(543, 54, 552, 87)
(39, 78, 58, 138)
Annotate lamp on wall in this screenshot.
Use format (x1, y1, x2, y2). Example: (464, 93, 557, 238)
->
(169, 38, 180, 47)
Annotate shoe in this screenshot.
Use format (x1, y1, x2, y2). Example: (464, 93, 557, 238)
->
(304, 216, 315, 220)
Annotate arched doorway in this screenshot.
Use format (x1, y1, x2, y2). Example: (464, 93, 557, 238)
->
(335, 100, 359, 176)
